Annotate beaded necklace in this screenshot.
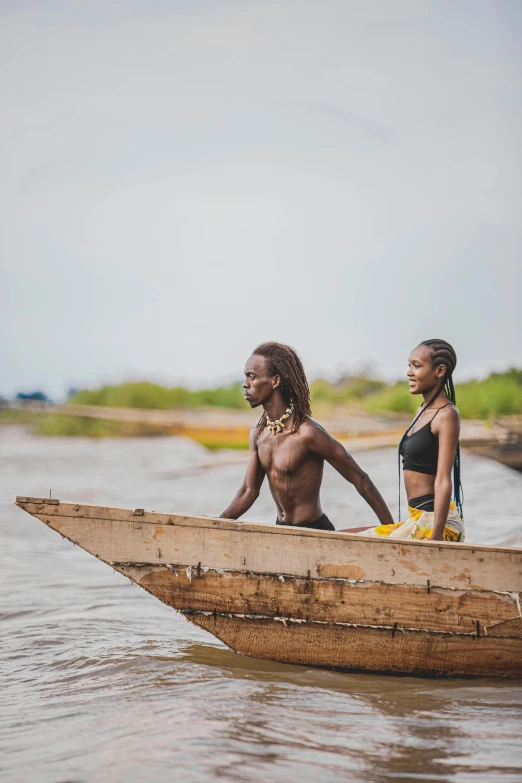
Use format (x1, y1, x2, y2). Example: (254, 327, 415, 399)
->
(266, 404, 294, 434)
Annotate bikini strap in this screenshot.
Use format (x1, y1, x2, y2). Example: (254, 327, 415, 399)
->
(429, 402, 452, 423)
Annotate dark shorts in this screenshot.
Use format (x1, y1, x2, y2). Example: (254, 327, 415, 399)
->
(276, 513, 335, 531)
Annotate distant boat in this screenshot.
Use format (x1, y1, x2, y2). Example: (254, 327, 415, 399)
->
(16, 497, 522, 679)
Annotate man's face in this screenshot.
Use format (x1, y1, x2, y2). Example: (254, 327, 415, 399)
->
(242, 355, 279, 408)
(407, 345, 445, 395)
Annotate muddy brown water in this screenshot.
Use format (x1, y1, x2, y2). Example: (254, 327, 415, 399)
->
(1, 426, 521, 783)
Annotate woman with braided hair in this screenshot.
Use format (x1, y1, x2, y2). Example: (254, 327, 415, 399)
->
(219, 341, 394, 530)
(352, 339, 465, 542)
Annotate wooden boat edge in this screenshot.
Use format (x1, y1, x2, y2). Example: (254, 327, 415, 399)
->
(14, 497, 522, 555)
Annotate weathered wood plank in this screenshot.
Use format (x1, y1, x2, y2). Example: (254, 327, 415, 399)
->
(484, 617, 522, 638)
(16, 498, 519, 553)
(16, 497, 60, 505)
(118, 565, 522, 636)
(20, 499, 522, 592)
(188, 614, 522, 678)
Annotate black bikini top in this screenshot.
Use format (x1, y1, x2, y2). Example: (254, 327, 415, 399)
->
(399, 404, 451, 476)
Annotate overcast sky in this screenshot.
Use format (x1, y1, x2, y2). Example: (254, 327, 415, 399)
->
(1, 0, 521, 398)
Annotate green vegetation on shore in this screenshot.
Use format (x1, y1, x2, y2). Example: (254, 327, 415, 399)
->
(66, 368, 522, 420)
(71, 382, 245, 409)
(0, 409, 168, 438)
(3, 368, 520, 443)
(34, 415, 166, 438)
(360, 370, 522, 419)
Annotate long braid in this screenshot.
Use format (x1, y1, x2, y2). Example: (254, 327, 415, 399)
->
(445, 374, 464, 518)
(252, 342, 311, 433)
(398, 339, 463, 521)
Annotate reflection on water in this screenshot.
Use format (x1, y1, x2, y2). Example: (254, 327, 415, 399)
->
(1, 427, 521, 783)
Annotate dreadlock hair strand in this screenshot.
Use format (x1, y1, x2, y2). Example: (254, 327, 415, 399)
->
(252, 342, 311, 434)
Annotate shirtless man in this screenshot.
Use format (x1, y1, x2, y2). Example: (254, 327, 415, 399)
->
(220, 342, 394, 530)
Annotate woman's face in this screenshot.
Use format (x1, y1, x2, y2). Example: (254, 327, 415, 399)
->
(407, 345, 445, 395)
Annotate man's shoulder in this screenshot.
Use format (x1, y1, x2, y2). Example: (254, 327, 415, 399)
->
(249, 419, 263, 446)
(297, 416, 329, 441)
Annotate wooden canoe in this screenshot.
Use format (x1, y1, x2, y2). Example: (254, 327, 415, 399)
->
(15, 496, 522, 678)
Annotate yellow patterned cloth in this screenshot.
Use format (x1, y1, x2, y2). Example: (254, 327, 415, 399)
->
(360, 501, 465, 542)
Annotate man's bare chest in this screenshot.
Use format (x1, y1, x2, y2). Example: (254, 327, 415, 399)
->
(258, 434, 312, 476)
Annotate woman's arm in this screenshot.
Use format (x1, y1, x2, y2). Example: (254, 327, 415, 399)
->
(431, 407, 460, 541)
(219, 427, 266, 519)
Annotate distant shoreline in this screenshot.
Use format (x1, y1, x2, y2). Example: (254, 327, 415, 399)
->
(2, 402, 521, 471)
(1, 401, 406, 449)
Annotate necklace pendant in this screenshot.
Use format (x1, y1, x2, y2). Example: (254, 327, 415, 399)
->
(266, 404, 294, 435)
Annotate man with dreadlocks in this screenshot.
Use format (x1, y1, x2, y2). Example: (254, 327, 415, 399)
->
(219, 342, 394, 530)
(349, 338, 465, 542)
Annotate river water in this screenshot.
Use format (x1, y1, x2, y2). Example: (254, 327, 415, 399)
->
(1, 426, 521, 783)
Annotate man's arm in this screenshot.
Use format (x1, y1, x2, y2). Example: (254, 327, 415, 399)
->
(219, 427, 266, 519)
(303, 422, 394, 526)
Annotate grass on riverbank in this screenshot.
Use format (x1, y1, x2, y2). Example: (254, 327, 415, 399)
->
(71, 382, 246, 410)
(4, 368, 521, 444)
(361, 371, 522, 419)
(0, 410, 170, 438)
(0, 409, 252, 449)
(68, 369, 522, 420)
